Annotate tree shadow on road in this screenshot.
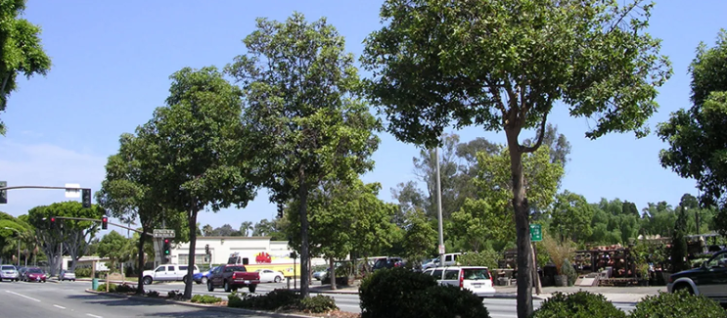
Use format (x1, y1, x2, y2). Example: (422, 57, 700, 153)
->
(65, 294, 175, 306)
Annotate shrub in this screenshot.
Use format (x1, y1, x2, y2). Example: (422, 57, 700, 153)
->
(299, 295, 338, 313)
(359, 267, 438, 318)
(227, 292, 245, 308)
(167, 290, 183, 300)
(96, 283, 117, 292)
(419, 285, 490, 318)
(115, 284, 135, 293)
(543, 234, 575, 275)
(191, 294, 222, 304)
(228, 289, 300, 310)
(75, 267, 92, 278)
(532, 291, 626, 318)
(561, 259, 577, 286)
(630, 290, 725, 318)
(146, 290, 159, 298)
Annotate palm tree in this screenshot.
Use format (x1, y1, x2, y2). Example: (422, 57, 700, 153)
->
(239, 222, 253, 237)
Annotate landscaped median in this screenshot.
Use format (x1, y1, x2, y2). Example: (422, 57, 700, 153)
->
(85, 283, 360, 318)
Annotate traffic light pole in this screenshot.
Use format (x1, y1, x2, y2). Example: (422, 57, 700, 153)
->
(51, 217, 153, 237)
(0, 185, 93, 207)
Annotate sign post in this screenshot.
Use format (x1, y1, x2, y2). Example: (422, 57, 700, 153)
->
(529, 224, 543, 294)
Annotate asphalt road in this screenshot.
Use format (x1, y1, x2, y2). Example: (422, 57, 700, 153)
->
(0, 280, 277, 318)
(0, 279, 638, 318)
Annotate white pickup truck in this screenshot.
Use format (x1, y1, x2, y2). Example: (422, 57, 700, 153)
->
(142, 264, 199, 285)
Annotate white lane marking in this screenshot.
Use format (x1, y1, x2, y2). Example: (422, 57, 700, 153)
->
(5, 290, 40, 302)
(54, 304, 66, 309)
(86, 314, 103, 318)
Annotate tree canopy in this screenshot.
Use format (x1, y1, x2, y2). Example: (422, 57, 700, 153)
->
(0, 0, 51, 135)
(657, 30, 726, 234)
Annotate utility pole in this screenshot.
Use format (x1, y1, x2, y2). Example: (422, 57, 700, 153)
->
(436, 144, 445, 266)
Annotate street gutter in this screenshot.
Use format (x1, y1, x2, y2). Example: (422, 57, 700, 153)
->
(84, 289, 317, 318)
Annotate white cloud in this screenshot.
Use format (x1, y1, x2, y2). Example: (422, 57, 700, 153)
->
(0, 140, 107, 217)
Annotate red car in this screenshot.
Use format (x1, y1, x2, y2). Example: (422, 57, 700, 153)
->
(23, 268, 46, 282)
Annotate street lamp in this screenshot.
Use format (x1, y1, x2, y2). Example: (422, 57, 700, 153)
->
(4, 227, 21, 267)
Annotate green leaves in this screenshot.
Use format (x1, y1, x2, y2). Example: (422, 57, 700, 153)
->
(362, 0, 671, 148)
(0, 0, 51, 135)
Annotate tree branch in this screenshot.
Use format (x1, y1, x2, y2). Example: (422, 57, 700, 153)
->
(485, 78, 507, 115)
(605, 0, 640, 37)
(521, 111, 549, 154)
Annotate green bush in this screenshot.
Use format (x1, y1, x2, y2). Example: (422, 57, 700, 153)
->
(299, 295, 338, 313)
(75, 267, 92, 278)
(146, 290, 159, 298)
(191, 294, 222, 304)
(630, 290, 725, 318)
(419, 285, 490, 318)
(532, 291, 626, 318)
(114, 284, 135, 293)
(228, 289, 300, 310)
(561, 259, 577, 286)
(359, 267, 438, 318)
(167, 290, 183, 300)
(96, 283, 116, 292)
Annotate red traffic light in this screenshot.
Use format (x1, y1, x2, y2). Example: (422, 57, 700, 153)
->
(164, 239, 170, 244)
(50, 217, 55, 222)
(102, 217, 108, 222)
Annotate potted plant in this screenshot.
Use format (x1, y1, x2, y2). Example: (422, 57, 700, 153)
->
(636, 263, 650, 286)
(543, 233, 575, 287)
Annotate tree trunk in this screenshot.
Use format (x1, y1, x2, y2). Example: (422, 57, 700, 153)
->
(136, 228, 147, 294)
(298, 180, 311, 298)
(329, 257, 337, 290)
(184, 208, 199, 299)
(506, 129, 534, 318)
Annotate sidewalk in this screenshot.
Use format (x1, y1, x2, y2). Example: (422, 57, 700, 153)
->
(308, 284, 665, 303)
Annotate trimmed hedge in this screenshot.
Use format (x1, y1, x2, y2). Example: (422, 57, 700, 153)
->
(630, 290, 725, 318)
(531, 291, 626, 318)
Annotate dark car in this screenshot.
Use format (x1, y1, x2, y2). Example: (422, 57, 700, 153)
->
(372, 257, 403, 271)
(207, 265, 260, 293)
(23, 267, 47, 283)
(668, 250, 726, 305)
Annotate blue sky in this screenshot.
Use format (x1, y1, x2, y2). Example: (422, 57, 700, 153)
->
(0, 1, 725, 230)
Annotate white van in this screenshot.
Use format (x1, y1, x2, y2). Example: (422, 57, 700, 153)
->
(423, 266, 496, 298)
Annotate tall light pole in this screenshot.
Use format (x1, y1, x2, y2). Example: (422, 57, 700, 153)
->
(436, 144, 445, 266)
(4, 227, 20, 267)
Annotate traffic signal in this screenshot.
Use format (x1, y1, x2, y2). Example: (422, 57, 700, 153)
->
(101, 216, 108, 230)
(50, 217, 56, 229)
(81, 189, 91, 208)
(163, 239, 171, 256)
(0, 181, 6, 204)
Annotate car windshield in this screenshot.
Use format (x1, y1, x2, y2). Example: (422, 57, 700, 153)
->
(28, 268, 42, 273)
(462, 268, 490, 280)
(1, 266, 14, 270)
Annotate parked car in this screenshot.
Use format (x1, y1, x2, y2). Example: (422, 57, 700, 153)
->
(142, 264, 199, 285)
(22, 267, 47, 283)
(372, 257, 404, 271)
(207, 264, 260, 293)
(668, 250, 726, 305)
(193, 266, 220, 285)
(421, 258, 440, 271)
(313, 269, 327, 281)
(255, 268, 285, 283)
(59, 270, 76, 281)
(0, 265, 18, 282)
(423, 266, 495, 298)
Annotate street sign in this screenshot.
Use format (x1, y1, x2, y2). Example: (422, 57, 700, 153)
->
(153, 229, 175, 238)
(530, 224, 542, 242)
(65, 183, 81, 198)
(438, 244, 445, 254)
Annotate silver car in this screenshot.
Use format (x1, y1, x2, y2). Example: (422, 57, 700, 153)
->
(0, 265, 19, 281)
(60, 270, 76, 281)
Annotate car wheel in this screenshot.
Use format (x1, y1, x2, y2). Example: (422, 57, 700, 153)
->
(182, 276, 188, 284)
(274, 276, 281, 283)
(248, 284, 257, 293)
(207, 280, 214, 292)
(224, 281, 231, 293)
(143, 276, 153, 285)
(201, 277, 207, 285)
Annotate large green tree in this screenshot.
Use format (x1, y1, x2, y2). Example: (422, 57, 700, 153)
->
(138, 66, 258, 299)
(97, 230, 131, 273)
(361, 1, 671, 316)
(550, 191, 596, 243)
(226, 13, 380, 297)
(0, 0, 51, 135)
(657, 30, 726, 235)
(27, 201, 103, 275)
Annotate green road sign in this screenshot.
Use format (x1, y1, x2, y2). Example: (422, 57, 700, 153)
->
(530, 224, 542, 242)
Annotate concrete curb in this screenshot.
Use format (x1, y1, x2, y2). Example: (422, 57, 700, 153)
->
(84, 289, 318, 318)
(307, 288, 550, 300)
